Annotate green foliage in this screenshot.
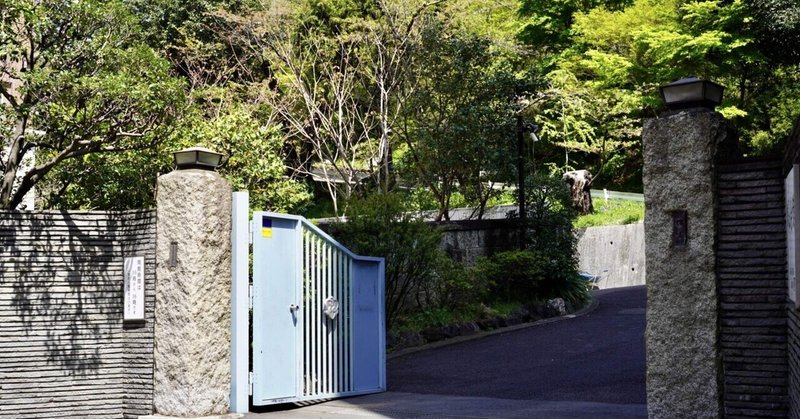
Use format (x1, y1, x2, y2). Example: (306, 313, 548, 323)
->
(520, 0, 800, 187)
(0, 0, 185, 209)
(517, 0, 633, 51)
(745, 0, 800, 64)
(398, 19, 519, 220)
(331, 193, 446, 330)
(573, 198, 644, 228)
(177, 91, 313, 212)
(471, 250, 589, 306)
(464, 172, 588, 306)
(519, 172, 577, 245)
(41, 86, 313, 211)
(416, 254, 485, 311)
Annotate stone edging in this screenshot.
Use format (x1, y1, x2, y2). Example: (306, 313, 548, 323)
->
(388, 297, 601, 360)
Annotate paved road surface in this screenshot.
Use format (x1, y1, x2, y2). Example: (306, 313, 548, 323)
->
(247, 285, 647, 418)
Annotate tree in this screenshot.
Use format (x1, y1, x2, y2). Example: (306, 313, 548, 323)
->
(519, 0, 800, 189)
(0, 0, 184, 209)
(40, 95, 314, 212)
(517, 0, 633, 53)
(213, 0, 445, 216)
(747, 0, 800, 64)
(397, 20, 520, 220)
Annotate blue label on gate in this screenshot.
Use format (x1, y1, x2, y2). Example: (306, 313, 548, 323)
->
(261, 217, 273, 238)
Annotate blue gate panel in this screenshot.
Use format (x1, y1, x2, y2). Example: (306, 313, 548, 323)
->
(250, 212, 385, 406)
(252, 216, 300, 404)
(352, 260, 386, 392)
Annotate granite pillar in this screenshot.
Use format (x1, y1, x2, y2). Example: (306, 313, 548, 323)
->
(643, 109, 738, 419)
(153, 169, 233, 417)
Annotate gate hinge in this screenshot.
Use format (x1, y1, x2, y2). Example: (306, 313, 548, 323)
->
(249, 371, 254, 396)
(249, 284, 254, 309)
(248, 221, 253, 244)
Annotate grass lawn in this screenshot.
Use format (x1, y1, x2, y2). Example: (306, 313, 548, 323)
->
(574, 198, 645, 229)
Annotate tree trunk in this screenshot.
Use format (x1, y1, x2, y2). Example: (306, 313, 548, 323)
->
(562, 169, 594, 215)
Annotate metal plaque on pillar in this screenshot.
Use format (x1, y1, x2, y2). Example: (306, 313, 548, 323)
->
(671, 210, 688, 247)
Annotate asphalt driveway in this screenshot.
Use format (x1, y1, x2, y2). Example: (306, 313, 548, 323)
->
(388, 285, 646, 404)
(247, 285, 647, 418)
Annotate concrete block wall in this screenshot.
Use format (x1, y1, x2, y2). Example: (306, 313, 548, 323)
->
(0, 210, 156, 418)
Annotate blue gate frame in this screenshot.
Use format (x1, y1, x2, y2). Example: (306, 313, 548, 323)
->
(230, 193, 385, 411)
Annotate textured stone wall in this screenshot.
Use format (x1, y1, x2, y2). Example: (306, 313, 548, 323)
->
(436, 219, 519, 266)
(0, 210, 156, 418)
(153, 169, 232, 416)
(575, 223, 645, 289)
(717, 160, 788, 417)
(643, 109, 738, 419)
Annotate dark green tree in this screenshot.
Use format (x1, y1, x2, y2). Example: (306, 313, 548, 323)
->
(398, 20, 520, 220)
(0, 0, 185, 209)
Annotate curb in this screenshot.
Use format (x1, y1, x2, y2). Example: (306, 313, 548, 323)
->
(388, 296, 601, 360)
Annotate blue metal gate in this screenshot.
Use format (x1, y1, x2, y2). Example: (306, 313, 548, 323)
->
(249, 212, 386, 406)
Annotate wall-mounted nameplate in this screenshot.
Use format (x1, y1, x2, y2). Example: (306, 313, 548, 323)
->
(124, 256, 145, 321)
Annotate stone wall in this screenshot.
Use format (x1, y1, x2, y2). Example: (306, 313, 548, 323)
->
(436, 219, 519, 266)
(0, 210, 156, 418)
(575, 223, 645, 289)
(717, 160, 788, 417)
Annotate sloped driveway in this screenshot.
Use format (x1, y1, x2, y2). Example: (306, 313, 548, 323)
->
(247, 285, 647, 418)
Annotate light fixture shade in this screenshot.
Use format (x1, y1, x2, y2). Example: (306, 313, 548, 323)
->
(173, 146, 224, 170)
(659, 77, 724, 110)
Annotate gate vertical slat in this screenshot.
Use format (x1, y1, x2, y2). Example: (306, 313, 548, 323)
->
(347, 258, 354, 391)
(347, 257, 353, 392)
(328, 244, 333, 394)
(304, 230, 311, 396)
(341, 249, 346, 393)
(316, 236, 323, 395)
(338, 251, 343, 393)
(312, 235, 319, 395)
(319, 242, 330, 393)
(333, 248, 340, 395)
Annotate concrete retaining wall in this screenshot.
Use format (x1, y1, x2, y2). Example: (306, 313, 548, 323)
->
(575, 223, 645, 289)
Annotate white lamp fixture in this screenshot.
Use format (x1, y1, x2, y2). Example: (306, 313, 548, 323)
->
(173, 146, 224, 170)
(660, 76, 724, 111)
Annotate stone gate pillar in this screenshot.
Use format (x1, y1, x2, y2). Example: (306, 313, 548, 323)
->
(643, 109, 738, 418)
(152, 168, 234, 417)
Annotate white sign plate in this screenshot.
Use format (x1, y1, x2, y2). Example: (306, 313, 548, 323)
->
(124, 256, 145, 321)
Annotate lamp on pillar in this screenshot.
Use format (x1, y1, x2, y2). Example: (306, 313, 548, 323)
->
(659, 76, 724, 111)
(173, 146, 224, 170)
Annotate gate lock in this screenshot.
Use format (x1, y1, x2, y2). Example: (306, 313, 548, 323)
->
(323, 297, 339, 320)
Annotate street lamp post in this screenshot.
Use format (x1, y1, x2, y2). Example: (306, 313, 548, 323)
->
(516, 115, 539, 250)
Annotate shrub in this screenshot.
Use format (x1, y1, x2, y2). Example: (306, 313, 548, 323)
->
(489, 172, 588, 305)
(416, 254, 480, 311)
(471, 250, 547, 303)
(471, 249, 590, 306)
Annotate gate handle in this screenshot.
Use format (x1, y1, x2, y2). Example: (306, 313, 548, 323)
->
(289, 304, 299, 313)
